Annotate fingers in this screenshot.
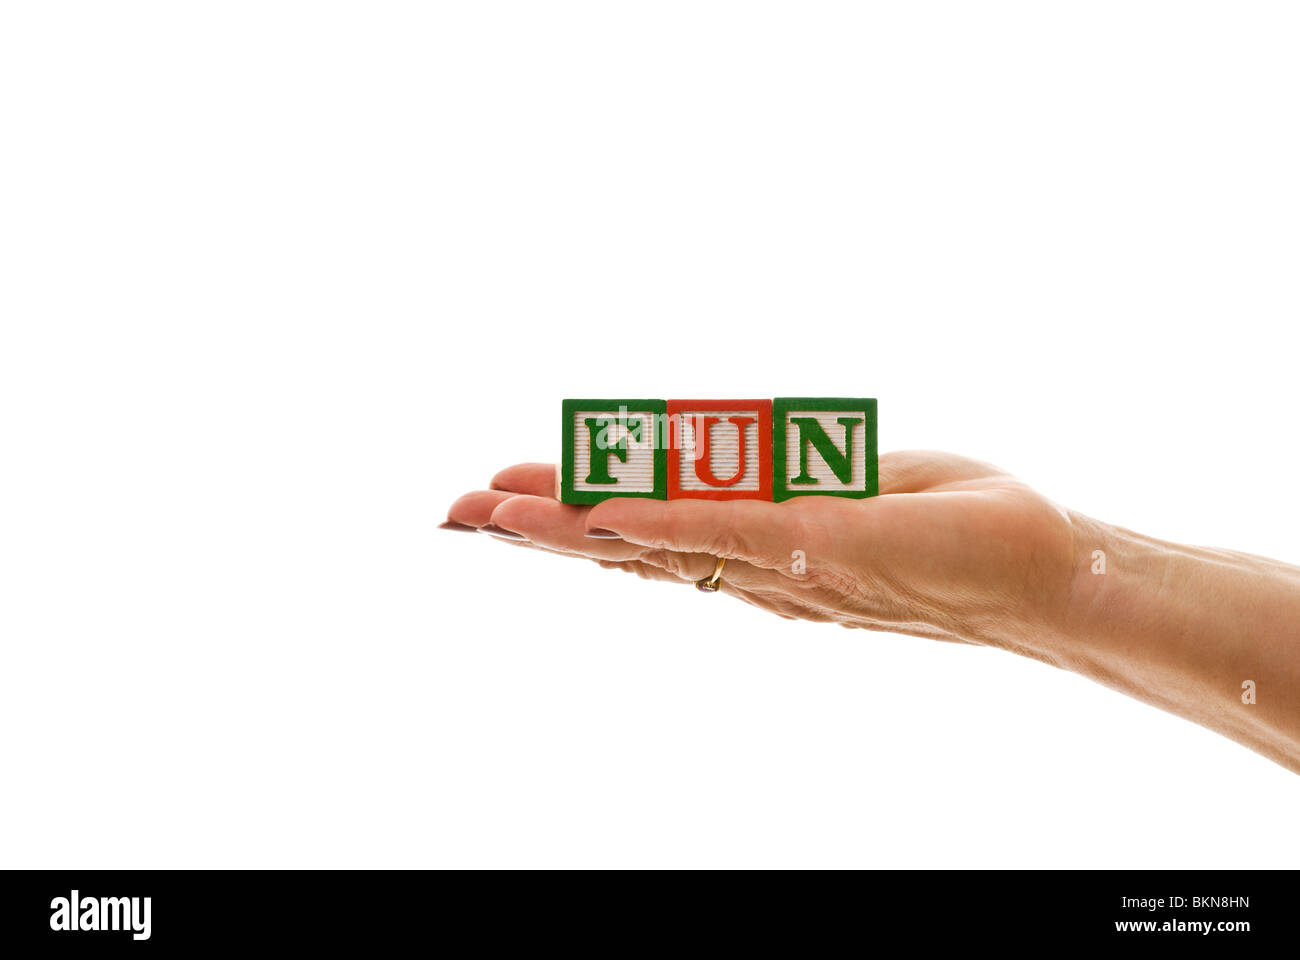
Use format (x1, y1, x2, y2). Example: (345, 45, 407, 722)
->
(487, 494, 643, 562)
(595, 558, 690, 586)
(584, 498, 805, 570)
(479, 454, 981, 552)
(444, 489, 763, 584)
(490, 463, 559, 498)
(485, 494, 787, 587)
(443, 489, 522, 529)
(441, 464, 559, 529)
(447, 486, 850, 622)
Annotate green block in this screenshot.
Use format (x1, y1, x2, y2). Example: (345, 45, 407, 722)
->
(561, 399, 668, 504)
(771, 398, 878, 502)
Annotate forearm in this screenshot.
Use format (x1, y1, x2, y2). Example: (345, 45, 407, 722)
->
(1046, 513, 1300, 771)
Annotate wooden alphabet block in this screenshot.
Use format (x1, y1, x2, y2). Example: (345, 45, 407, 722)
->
(666, 399, 772, 500)
(771, 397, 878, 502)
(559, 397, 877, 504)
(561, 399, 668, 504)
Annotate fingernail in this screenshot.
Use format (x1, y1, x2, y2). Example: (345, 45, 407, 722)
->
(584, 528, 622, 539)
(438, 520, 479, 533)
(479, 523, 527, 541)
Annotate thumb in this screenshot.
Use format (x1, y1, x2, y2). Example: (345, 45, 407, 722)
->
(584, 499, 803, 570)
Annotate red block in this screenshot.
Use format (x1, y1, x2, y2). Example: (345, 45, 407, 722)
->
(666, 399, 773, 500)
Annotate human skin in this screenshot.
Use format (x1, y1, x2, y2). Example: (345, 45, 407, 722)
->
(441, 451, 1300, 774)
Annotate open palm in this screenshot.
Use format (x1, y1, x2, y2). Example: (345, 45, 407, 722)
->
(443, 451, 1077, 650)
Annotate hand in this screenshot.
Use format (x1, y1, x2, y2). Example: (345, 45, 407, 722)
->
(442, 451, 1078, 655)
(444, 450, 1300, 771)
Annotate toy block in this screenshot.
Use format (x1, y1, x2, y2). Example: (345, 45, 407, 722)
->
(771, 398, 878, 502)
(561, 399, 668, 504)
(666, 399, 773, 500)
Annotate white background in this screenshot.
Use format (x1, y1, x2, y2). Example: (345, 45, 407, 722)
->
(2, 2, 1297, 868)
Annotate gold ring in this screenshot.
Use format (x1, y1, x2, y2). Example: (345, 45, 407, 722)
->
(695, 557, 726, 593)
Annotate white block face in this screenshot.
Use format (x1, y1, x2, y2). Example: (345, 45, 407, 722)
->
(782, 410, 869, 493)
(571, 408, 660, 493)
(675, 411, 762, 491)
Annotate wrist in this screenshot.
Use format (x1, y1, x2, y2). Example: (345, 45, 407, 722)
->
(1043, 512, 1300, 770)
(958, 509, 1174, 677)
